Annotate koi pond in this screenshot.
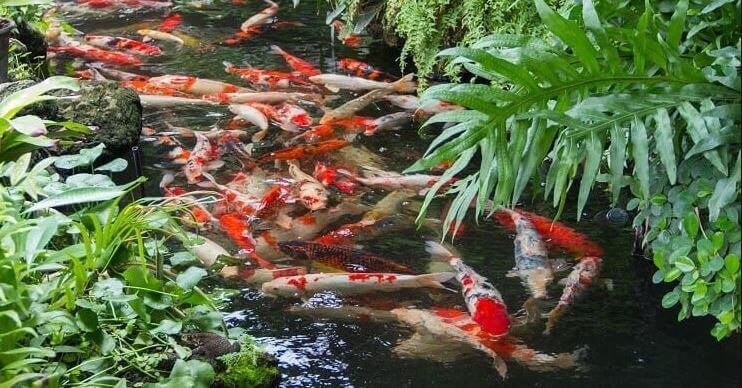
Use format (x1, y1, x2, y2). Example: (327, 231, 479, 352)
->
(49, 1, 740, 386)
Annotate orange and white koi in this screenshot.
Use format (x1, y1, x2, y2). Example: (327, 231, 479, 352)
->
(288, 160, 328, 211)
(84, 34, 162, 56)
(223, 62, 311, 89)
(337, 58, 392, 80)
(140, 95, 218, 107)
(148, 74, 250, 95)
(91, 65, 149, 81)
(426, 242, 511, 337)
(241, 0, 278, 31)
(229, 104, 269, 130)
(544, 256, 602, 335)
(261, 272, 454, 298)
(137, 29, 184, 45)
(48, 44, 142, 66)
(269, 45, 320, 77)
(121, 80, 191, 97)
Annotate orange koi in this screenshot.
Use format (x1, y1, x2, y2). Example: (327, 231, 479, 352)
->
(120, 80, 191, 97)
(337, 58, 392, 81)
(84, 35, 162, 56)
(159, 13, 182, 32)
(270, 45, 320, 77)
(223, 62, 311, 89)
(48, 44, 142, 66)
(257, 139, 350, 163)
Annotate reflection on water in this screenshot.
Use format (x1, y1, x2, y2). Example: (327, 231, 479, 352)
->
(53, 1, 741, 386)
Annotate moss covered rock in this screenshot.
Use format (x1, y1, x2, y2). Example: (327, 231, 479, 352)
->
(214, 337, 279, 388)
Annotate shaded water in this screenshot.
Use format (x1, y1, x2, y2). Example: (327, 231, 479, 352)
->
(54, 2, 740, 386)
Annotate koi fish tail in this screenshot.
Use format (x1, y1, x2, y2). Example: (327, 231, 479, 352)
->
(414, 272, 455, 288)
(543, 303, 567, 335)
(392, 73, 417, 93)
(268, 44, 285, 56)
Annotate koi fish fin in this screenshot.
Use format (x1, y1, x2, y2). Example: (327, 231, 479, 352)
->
(268, 44, 285, 56)
(391, 73, 417, 93)
(205, 160, 225, 171)
(171, 158, 188, 164)
(504, 269, 519, 278)
(415, 272, 455, 289)
(196, 180, 215, 188)
(326, 86, 340, 93)
(251, 127, 269, 142)
(278, 122, 301, 133)
(522, 297, 541, 324)
(493, 356, 509, 379)
(543, 304, 566, 336)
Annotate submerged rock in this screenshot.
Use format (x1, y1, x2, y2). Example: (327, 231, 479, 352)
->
(0, 79, 142, 154)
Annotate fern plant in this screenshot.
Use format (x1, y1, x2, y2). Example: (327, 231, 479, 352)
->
(409, 0, 741, 339)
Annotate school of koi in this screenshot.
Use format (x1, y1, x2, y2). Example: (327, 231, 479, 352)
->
(44, 0, 607, 377)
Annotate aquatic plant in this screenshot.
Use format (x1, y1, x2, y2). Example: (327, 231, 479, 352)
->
(0, 76, 89, 162)
(325, 0, 563, 85)
(411, 0, 741, 339)
(215, 336, 279, 387)
(0, 145, 235, 385)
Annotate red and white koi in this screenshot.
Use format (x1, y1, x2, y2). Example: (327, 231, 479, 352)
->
(228, 104, 269, 132)
(309, 73, 416, 93)
(383, 94, 462, 115)
(223, 61, 312, 89)
(257, 139, 350, 163)
(544, 256, 602, 335)
(269, 45, 320, 77)
(313, 161, 357, 194)
(84, 34, 162, 56)
(121, 80, 191, 97)
(148, 74, 250, 95)
(241, 0, 278, 31)
(183, 132, 224, 184)
(187, 232, 230, 267)
(261, 272, 454, 298)
(340, 165, 452, 195)
(48, 44, 142, 66)
(288, 160, 328, 211)
(140, 94, 218, 107)
(220, 265, 307, 284)
(426, 242, 511, 337)
(75, 0, 172, 9)
(91, 65, 149, 81)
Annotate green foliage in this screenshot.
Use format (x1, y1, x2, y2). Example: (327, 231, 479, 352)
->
(215, 337, 279, 388)
(0, 76, 90, 162)
(325, 0, 564, 85)
(0, 146, 230, 385)
(412, 0, 741, 339)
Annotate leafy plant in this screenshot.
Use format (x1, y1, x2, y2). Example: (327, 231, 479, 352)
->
(0, 76, 89, 162)
(410, 0, 740, 339)
(0, 147, 230, 385)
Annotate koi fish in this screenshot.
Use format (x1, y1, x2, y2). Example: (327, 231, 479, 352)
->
(220, 265, 307, 284)
(544, 256, 602, 335)
(269, 45, 320, 77)
(140, 94, 219, 107)
(312, 162, 357, 194)
(253, 183, 292, 219)
(48, 44, 142, 66)
(121, 80, 191, 97)
(309, 73, 416, 93)
(287, 305, 398, 323)
(340, 165, 451, 194)
(383, 95, 462, 115)
(319, 88, 393, 124)
(225, 26, 262, 46)
(187, 232, 230, 267)
(148, 74, 250, 95)
(137, 29, 184, 45)
(241, 0, 278, 31)
(302, 112, 412, 138)
(330, 20, 361, 47)
(203, 91, 327, 105)
(219, 213, 276, 269)
(497, 207, 554, 302)
(90, 65, 149, 81)
(261, 272, 454, 298)
(275, 103, 312, 129)
(223, 61, 312, 89)
(159, 13, 183, 32)
(75, 0, 173, 8)
(228, 104, 269, 140)
(337, 58, 392, 80)
(491, 208, 605, 258)
(426, 241, 510, 337)
(257, 139, 350, 163)
(84, 35, 162, 56)
(288, 160, 328, 211)
(278, 240, 417, 274)
(183, 132, 223, 184)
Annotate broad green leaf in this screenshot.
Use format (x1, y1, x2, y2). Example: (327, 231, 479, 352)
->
(577, 132, 603, 220)
(630, 117, 650, 200)
(0, 76, 79, 118)
(667, 0, 688, 52)
(662, 289, 680, 308)
(66, 174, 116, 189)
(608, 123, 627, 204)
(151, 319, 183, 335)
(708, 152, 741, 222)
(437, 47, 541, 91)
(534, 0, 601, 74)
(684, 125, 739, 160)
(25, 187, 125, 213)
(176, 267, 208, 290)
(582, 0, 620, 72)
(95, 158, 128, 172)
(24, 215, 63, 267)
(654, 108, 677, 184)
(10, 115, 47, 137)
(674, 256, 696, 272)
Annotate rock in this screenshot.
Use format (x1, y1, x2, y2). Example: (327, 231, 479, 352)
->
(0, 79, 142, 154)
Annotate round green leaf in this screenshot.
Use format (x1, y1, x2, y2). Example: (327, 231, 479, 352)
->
(662, 290, 680, 308)
(664, 267, 683, 282)
(674, 256, 696, 272)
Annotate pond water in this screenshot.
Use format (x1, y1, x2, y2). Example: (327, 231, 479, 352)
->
(52, 2, 740, 386)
